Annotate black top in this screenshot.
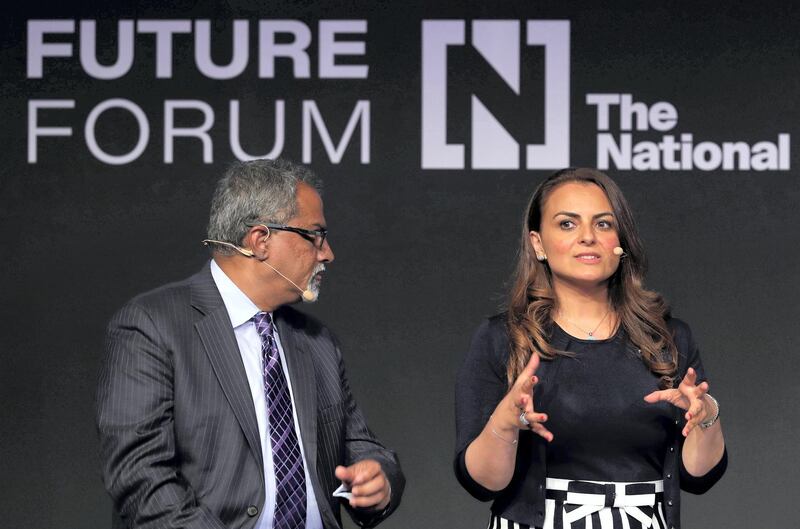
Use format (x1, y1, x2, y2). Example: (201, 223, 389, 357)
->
(544, 325, 672, 482)
(453, 314, 727, 529)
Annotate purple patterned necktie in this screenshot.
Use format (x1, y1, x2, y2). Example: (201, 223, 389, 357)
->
(253, 312, 307, 529)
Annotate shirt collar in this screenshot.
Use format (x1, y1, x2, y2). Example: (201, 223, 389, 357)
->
(209, 259, 265, 328)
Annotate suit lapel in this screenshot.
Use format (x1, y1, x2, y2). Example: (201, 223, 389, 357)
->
(191, 265, 264, 471)
(275, 309, 342, 528)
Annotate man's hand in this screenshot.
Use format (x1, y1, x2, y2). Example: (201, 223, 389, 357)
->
(335, 459, 390, 510)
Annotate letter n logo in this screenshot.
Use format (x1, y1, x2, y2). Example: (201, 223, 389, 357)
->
(421, 20, 570, 170)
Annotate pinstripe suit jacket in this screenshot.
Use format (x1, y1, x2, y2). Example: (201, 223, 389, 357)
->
(96, 264, 404, 529)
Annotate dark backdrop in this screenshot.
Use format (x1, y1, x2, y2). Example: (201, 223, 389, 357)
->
(2, 2, 799, 528)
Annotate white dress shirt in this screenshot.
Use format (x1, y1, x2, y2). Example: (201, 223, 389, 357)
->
(211, 260, 323, 529)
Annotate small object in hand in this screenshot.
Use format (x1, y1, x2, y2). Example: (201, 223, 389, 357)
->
(519, 410, 531, 427)
(332, 482, 352, 500)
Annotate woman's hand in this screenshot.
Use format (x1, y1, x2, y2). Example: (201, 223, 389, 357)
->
(464, 351, 554, 491)
(495, 352, 553, 442)
(644, 367, 715, 437)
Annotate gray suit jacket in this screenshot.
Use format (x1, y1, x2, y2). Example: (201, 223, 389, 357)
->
(96, 264, 404, 529)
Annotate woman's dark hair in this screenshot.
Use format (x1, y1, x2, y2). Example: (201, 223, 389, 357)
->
(506, 168, 676, 389)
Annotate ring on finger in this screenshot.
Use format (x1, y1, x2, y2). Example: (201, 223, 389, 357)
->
(519, 411, 531, 427)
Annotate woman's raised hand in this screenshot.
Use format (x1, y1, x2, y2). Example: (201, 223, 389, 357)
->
(644, 367, 715, 437)
(496, 353, 553, 442)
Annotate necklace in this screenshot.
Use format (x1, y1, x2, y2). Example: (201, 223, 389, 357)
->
(559, 309, 611, 340)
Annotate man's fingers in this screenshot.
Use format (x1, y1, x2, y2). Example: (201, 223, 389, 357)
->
(335, 465, 352, 482)
(336, 460, 381, 486)
(349, 488, 387, 508)
(351, 462, 381, 485)
(351, 475, 386, 498)
(344, 464, 390, 509)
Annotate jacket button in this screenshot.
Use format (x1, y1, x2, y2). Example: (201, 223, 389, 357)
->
(666, 473, 672, 479)
(247, 505, 259, 517)
(669, 446, 674, 452)
(667, 500, 673, 506)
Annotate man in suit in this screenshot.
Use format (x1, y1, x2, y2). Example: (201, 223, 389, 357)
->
(96, 159, 404, 529)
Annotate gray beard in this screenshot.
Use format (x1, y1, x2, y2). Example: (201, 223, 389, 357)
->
(302, 263, 326, 303)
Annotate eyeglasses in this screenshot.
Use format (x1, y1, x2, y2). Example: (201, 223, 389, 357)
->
(248, 222, 328, 249)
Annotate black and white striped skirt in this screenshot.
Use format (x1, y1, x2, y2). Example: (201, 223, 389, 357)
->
(487, 478, 668, 529)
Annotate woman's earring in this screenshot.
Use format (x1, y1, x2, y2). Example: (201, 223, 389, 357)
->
(536, 254, 547, 262)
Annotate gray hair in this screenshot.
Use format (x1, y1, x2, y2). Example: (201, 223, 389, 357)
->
(207, 158, 322, 255)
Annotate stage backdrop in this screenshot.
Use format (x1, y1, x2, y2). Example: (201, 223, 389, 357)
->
(2, 1, 798, 528)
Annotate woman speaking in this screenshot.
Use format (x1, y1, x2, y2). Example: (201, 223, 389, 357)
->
(455, 168, 726, 529)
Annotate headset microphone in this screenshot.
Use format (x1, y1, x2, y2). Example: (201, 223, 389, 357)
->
(202, 239, 317, 302)
(261, 260, 317, 302)
(613, 246, 626, 257)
